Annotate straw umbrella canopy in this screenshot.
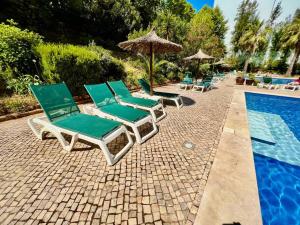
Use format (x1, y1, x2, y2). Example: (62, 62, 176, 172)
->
(213, 59, 225, 65)
(183, 49, 214, 78)
(118, 30, 182, 95)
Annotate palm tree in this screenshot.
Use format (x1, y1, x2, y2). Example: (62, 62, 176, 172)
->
(281, 16, 300, 76)
(239, 19, 268, 72)
(138, 53, 176, 80)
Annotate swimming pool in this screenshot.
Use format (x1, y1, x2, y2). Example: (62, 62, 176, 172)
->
(245, 92, 300, 225)
(255, 77, 295, 85)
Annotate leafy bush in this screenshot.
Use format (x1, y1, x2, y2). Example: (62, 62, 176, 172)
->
(0, 20, 43, 77)
(36, 44, 126, 95)
(0, 95, 37, 116)
(264, 59, 288, 74)
(6, 75, 42, 95)
(0, 65, 13, 96)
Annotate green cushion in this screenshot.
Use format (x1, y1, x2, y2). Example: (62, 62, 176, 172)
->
(153, 91, 179, 98)
(121, 96, 158, 107)
(138, 79, 179, 98)
(84, 83, 118, 108)
(138, 79, 151, 94)
(53, 113, 121, 139)
(101, 103, 149, 122)
(108, 80, 132, 98)
(30, 83, 80, 121)
(196, 82, 211, 88)
(108, 80, 159, 108)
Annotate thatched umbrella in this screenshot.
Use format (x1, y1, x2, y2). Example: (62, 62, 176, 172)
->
(183, 49, 214, 78)
(118, 30, 182, 95)
(213, 59, 225, 65)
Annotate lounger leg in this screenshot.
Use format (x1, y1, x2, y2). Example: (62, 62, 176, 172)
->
(175, 96, 183, 109)
(150, 105, 166, 122)
(131, 117, 158, 144)
(98, 126, 133, 165)
(28, 117, 78, 152)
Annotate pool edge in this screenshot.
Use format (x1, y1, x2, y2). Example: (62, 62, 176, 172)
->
(194, 89, 263, 225)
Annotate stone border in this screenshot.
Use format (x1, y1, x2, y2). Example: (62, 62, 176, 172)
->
(194, 89, 262, 225)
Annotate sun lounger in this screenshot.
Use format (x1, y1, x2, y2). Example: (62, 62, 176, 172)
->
(138, 79, 183, 109)
(84, 83, 158, 144)
(28, 83, 133, 165)
(107, 80, 166, 122)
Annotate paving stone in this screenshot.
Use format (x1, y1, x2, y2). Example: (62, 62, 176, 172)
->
(0, 80, 234, 225)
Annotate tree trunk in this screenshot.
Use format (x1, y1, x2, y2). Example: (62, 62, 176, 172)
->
(286, 45, 300, 76)
(243, 57, 250, 73)
(149, 43, 154, 96)
(244, 42, 257, 73)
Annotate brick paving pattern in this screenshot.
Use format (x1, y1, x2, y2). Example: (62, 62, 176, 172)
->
(0, 79, 234, 225)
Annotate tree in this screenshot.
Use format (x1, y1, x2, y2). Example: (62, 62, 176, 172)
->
(0, 0, 151, 46)
(233, 0, 281, 72)
(153, 10, 188, 44)
(238, 19, 268, 72)
(160, 0, 194, 21)
(281, 9, 300, 75)
(231, 0, 259, 53)
(185, 6, 227, 59)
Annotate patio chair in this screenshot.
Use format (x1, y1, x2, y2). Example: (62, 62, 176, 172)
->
(138, 79, 183, 109)
(84, 83, 158, 144)
(282, 83, 300, 91)
(192, 76, 213, 92)
(107, 80, 166, 122)
(28, 83, 133, 166)
(179, 72, 194, 90)
(257, 76, 273, 89)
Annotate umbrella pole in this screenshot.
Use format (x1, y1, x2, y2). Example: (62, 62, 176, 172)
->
(197, 60, 200, 80)
(150, 43, 154, 96)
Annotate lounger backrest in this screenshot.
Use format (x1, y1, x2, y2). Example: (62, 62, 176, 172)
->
(84, 83, 117, 108)
(108, 80, 131, 98)
(263, 77, 272, 84)
(138, 79, 150, 94)
(30, 83, 80, 121)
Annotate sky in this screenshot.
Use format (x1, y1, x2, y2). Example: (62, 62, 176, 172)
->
(188, 0, 300, 49)
(187, 0, 214, 11)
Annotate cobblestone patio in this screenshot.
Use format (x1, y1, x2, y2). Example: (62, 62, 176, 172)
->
(0, 79, 234, 225)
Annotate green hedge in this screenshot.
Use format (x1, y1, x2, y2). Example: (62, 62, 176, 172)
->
(0, 20, 43, 77)
(36, 44, 126, 95)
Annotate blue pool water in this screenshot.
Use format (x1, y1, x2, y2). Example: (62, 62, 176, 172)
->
(256, 77, 295, 85)
(245, 93, 300, 225)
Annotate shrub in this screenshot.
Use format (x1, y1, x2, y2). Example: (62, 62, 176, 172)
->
(36, 44, 126, 95)
(6, 74, 42, 95)
(0, 20, 43, 77)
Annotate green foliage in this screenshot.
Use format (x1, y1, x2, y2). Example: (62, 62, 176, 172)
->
(0, 20, 43, 76)
(128, 27, 152, 40)
(0, 0, 160, 46)
(0, 65, 13, 95)
(185, 6, 227, 58)
(6, 74, 42, 95)
(231, 0, 259, 53)
(280, 9, 300, 75)
(36, 44, 126, 95)
(160, 0, 195, 21)
(153, 10, 188, 44)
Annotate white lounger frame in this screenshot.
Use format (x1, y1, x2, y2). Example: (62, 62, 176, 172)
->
(132, 91, 183, 109)
(192, 83, 212, 92)
(83, 105, 158, 144)
(178, 83, 193, 90)
(115, 97, 166, 122)
(28, 116, 133, 166)
(283, 84, 300, 91)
